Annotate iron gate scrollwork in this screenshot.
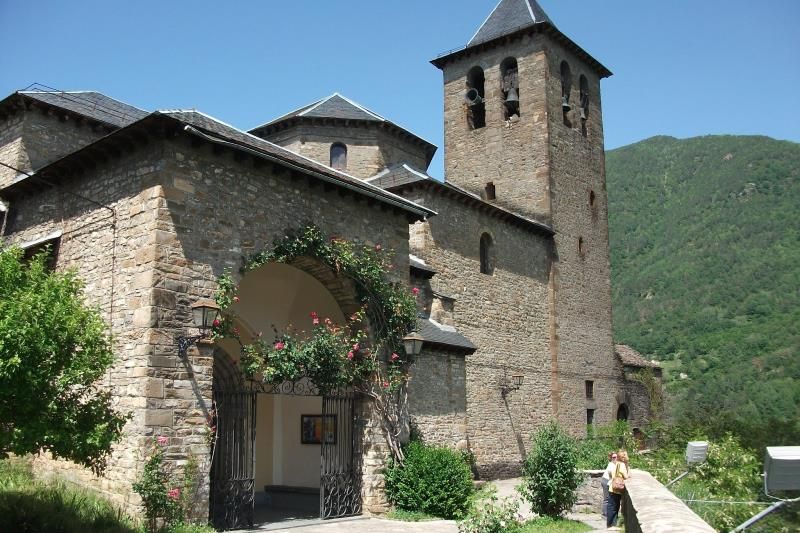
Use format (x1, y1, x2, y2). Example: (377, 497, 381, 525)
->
(210, 354, 256, 530)
(321, 389, 362, 519)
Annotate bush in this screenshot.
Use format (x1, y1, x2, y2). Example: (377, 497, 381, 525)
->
(385, 441, 474, 519)
(459, 492, 521, 533)
(577, 421, 640, 469)
(518, 421, 581, 518)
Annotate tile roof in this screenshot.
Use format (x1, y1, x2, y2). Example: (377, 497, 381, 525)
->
(469, 0, 552, 46)
(367, 163, 554, 236)
(19, 90, 147, 127)
(615, 344, 661, 369)
(418, 318, 476, 353)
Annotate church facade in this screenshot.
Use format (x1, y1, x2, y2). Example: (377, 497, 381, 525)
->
(0, 0, 657, 528)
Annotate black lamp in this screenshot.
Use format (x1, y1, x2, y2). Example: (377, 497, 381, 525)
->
(178, 299, 220, 357)
(402, 330, 424, 357)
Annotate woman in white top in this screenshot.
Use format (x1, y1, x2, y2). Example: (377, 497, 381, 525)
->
(600, 451, 618, 517)
(606, 450, 630, 530)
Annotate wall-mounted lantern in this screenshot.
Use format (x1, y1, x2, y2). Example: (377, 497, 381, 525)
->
(402, 330, 424, 357)
(500, 373, 524, 399)
(178, 299, 220, 357)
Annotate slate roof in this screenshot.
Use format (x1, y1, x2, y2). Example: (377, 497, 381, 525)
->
(18, 90, 148, 127)
(409, 254, 437, 278)
(249, 93, 437, 166)
(367, 163, 553, 236)
(418, 318, 476, 353)
(469, 0, 551, 46)
(615, 344, 661, 369)
(1, 108, 436, 221)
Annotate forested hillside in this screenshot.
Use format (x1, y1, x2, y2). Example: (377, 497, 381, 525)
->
(606, 135, 800, 450)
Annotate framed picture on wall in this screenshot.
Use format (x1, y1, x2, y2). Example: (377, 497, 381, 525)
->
(301, 414, 336, 444)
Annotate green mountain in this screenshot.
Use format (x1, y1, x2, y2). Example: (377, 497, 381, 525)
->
(606, 135, 800, 449)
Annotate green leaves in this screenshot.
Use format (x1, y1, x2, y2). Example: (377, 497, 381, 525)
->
(519, 421, 581, 518)
(0, 247, 126, 473)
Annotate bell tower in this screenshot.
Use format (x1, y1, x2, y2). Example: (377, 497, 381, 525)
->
(432, 0, 617, 433)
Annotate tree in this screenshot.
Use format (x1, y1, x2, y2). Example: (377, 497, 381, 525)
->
(518, 421, 582, 518)
(0, 246, 127, 472)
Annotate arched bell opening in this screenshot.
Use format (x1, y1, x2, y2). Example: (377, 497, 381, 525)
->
(210, 260, 363, 529)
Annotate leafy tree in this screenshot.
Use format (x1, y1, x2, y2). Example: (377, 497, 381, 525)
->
(0, 246, 126, 472)
(519, 421, 581, 518)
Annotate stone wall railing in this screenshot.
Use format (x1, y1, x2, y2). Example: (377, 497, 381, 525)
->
(623, 469, 716, 533)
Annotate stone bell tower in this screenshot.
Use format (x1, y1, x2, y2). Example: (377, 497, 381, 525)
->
(432, 0, 618, 434)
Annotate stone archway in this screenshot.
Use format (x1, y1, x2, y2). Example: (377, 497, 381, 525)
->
(616, 403, 629, 421)
(209, 259, 364, 529)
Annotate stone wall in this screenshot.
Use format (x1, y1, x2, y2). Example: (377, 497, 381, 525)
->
(408, 346, 468, 447)
(623, 469, 716, 532)
(544, 39, 617, 436)
(261, 123, 430, 179)
(405, 185, 553, 478)
(440, 34, 551, 221)
(0, 109, 26, 187)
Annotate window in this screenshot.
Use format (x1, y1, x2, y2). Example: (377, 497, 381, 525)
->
(330, 143, 347, 170)
(466, 66, 486, 129)
(585, 380, 594, 399)
(22, 235, 61, 272)
(484, 182, 496, 201)
(616, 404, 629, 421)
(578, 236, 585, 257)
(501, 57, 519, 120)
(579, 75, 589, 136)
(589, 190, 596, 208)
(587, 409, 595, 426)
(560, 61, 572, 125)
(479, 233, 494, 275)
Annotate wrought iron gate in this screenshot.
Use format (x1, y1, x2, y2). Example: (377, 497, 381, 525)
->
(321, 389, 362, 519)
(210, 391, 256, 530)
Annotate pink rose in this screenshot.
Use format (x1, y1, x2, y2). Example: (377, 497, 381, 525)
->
(347, 351, 354, 360)
(157, 436, 168, 446)
(412, 287, 420, 296)
(212, 319, 221, 328)
(390, 353, 400, 362)
(233, 296, 240, 303)
(352, 343, 359, 351)
(310, 311, 320, 325)
(168, 488, 180, 500)
(375, 244, 382, 251)
(233, 327, 240, 336)
(274, 341, 285, 350)
(382, 381, 390, 389)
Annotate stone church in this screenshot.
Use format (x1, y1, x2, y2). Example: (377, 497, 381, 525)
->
(0, 0, 658, 528)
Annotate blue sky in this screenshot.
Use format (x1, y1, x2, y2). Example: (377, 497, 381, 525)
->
(1, 0, 798, 178)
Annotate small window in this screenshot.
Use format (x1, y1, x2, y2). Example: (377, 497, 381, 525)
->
(617, 404, 629, 421)
(579, 75, 589, 136)
(23, 237, 61, 271)
(587, 409, 595, 426)
(484, 182, 496, 201)
(466, 66, 486, 129)
(578, 236, 585, 256)
(501, 57, 519, 120)
(479, 233, 494, 275)
(585, 380, 594, 399)
(560, 61, 572, 126)
(589, 190, 596, 208)
(330, 143, 347, 170)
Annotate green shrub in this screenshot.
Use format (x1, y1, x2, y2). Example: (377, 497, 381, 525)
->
(458, 490, 521, 533)
(577, 421, 640, 469)
(518, 421, 582, 518)
(385, 441, 474, 519)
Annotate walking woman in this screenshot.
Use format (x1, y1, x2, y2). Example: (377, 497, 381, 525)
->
(606, 450, 630, 530)
(600, 451, 618, 517)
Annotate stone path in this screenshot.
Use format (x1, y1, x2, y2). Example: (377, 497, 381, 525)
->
(241, 478, 607, 532)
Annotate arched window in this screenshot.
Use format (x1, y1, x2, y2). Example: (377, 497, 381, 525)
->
(579, 75, 589, 120)
(330, 143, 347, 170)
(560, 61, 572, 125)
(466, 66, 486, 129)
(479, 233, 495, 275)
(616, 404, 629, 421)
(501, 57, 519, 120)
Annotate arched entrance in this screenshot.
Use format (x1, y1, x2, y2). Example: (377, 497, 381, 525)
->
(209, 262, 363, 530)
(616, 403, 629, 421)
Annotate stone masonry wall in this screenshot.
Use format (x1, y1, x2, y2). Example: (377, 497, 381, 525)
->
(405, 186, 552, 477)
(441, 34, 551, 222)
(261, 123, 430, 179)
(22, 107, 109, 174)
(544, 40, 617, 436)
(0, 109, 26, 187)
(5, 143, 179, 511)
(408, 346, 467, 448)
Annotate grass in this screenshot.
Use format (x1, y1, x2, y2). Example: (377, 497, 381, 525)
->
(0, 457, 138, 533)
(0, 458, 215, 533)
(519, 516, 592, 532)
(385, 508, 440, 521)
